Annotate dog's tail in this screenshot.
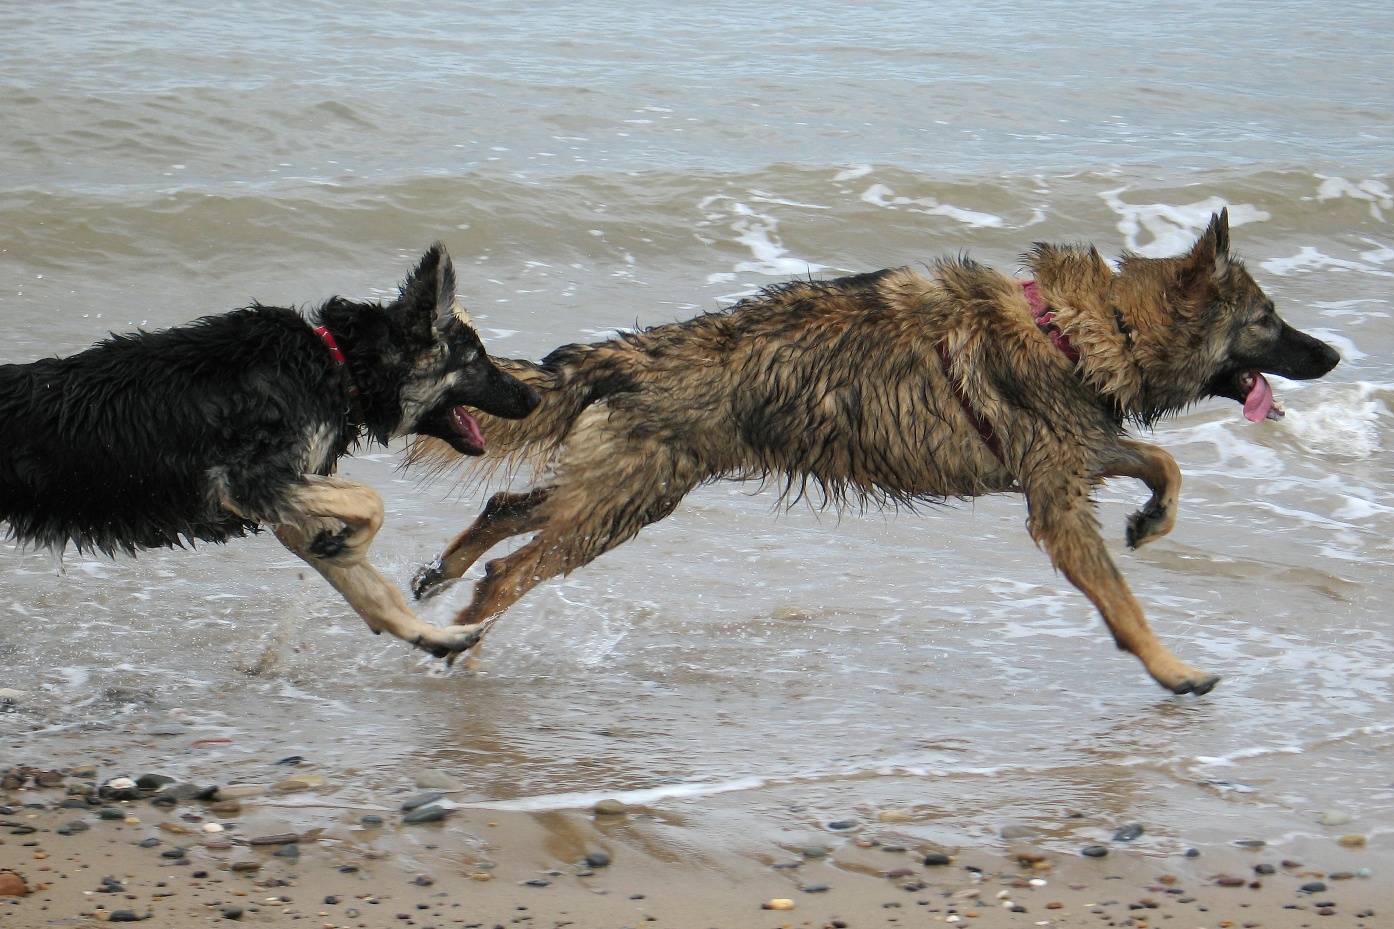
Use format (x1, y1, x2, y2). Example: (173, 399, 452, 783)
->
(404, 342, 625, 487)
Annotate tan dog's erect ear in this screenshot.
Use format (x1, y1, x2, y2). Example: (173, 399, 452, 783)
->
(1187, 208, 1232, 284)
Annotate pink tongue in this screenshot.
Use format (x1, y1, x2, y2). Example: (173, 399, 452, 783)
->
(1242, 372, 1274, 423)
(451, 407, 486, 449)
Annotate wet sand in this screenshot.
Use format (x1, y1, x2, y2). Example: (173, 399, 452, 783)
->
(2, 765, 1386, 929)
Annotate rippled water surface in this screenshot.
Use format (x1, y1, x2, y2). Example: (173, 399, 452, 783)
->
(3, 0, 1392, 861)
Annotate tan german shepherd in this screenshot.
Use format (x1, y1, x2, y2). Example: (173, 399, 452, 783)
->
(408, 210, 1339, 694)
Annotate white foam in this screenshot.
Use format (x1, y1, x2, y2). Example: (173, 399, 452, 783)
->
(1261, 246, 1394, 279)
(1315, 175, 1393, 221)
(696, 195, 826, 278)
(858, 183, 1003, 228)
(1099, 189, 1269, 257)
(833, 164, 873, 182)
(1280, 381, 1386, 459)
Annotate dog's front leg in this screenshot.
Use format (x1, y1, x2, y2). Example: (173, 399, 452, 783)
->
(1094, 439, 1181, 549)
(265, 476, 487, 659)
(1023, 471, 1219, 696)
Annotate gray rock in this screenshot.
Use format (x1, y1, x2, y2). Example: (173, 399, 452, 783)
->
(826, 819, 857, 831)
(1001, 824, 1037, 840)
(1113, 823, 1144, 842)
(800, 846, 828, 859)
(360, 815, 384, 826)
(400, 792, 445, 812)
(583, 850, 611, 868)
(1301, 881, 1328, 893)
(1081, 845, 1109, 858)
(221, 906, 244, 920)
(273, 844, 300, 859)
(922, 852, 951, 866)
(402, 803, 449, 824)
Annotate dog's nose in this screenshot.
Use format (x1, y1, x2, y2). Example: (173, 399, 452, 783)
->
(1317, 340, 1341, 375)
(516, 381, 541, 416)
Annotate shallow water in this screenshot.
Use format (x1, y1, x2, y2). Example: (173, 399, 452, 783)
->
(2, 0, 1392, 862)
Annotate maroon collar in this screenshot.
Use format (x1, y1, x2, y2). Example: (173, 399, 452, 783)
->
(314, 325, 360, 398)
(1022, 279, 1079, 363)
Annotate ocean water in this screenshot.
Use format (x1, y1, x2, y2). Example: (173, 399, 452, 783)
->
(2, 0, 1392, 862)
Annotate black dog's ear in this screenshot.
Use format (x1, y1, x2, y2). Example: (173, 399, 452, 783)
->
(1187, 208, 1232, 284)
(399, 242, 460, 337)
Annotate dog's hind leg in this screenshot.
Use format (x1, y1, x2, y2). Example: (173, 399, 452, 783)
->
(1095, 440, 1182, 549)
(264, 475, 485, 658)
(1023, 470, 1219, 696)
(411, 488, 552, 600)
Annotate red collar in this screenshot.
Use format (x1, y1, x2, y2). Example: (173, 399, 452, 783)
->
(314, 325, 359, 397)
(1022, 279, 1079, 363)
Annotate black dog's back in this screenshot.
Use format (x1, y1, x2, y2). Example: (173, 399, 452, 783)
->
(0, 306, 349, 555)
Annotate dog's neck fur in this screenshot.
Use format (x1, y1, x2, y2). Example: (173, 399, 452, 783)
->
(314, 299, 403, 445)
(1026, 243, 1218, 425)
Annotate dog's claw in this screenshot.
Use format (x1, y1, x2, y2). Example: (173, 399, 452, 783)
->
(411, 559, 445, 600)
(1167, 673, 1221, 696)
(1125, 501, 1171, 549)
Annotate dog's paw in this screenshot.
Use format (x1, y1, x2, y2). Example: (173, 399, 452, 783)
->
(1125, 502, 1173, 549)
(308, 524, 352, 559)
(411, 559, 446, 600)
(1166, 672, 1221, 696)
(410, 623, 489, 663)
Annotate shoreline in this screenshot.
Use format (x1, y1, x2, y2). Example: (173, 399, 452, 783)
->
(2, 763, 1387, 929)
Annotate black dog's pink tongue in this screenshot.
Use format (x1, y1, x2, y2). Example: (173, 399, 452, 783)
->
(1242, 372, 1275, 423)
(450, 406, 485, 450)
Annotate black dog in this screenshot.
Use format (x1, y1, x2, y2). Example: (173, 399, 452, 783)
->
(0, 244, 537, 657)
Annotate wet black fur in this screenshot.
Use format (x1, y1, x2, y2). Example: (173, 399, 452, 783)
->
(0, 245, 536, 556)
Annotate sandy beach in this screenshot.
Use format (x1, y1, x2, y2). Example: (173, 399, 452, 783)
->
(2, 761, 1386, 929)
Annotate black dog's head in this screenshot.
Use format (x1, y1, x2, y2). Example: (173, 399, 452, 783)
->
(318, 243, 539, 455)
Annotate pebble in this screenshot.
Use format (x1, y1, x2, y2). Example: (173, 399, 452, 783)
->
(99, 808, 125, 821)
(135, 774, 175, 790)
(1081, 845, 1109, 858)
(0, 872, 31, 897)
(215, 785, 266, 800)
(273, 844, 300, 859)
(923, 852, 952, 866)
(1216, 875, 1246, 887)
(271, 774, 325, 793)
(138, 838, 161, 849)
(877, 809, 917, 823)
(1001, 824, 1037, 840)
(1301, 881, 1329, 893)
(1234, 838, 1266, 848)
(800, 846, 828, 859)
(1254, 863, 1275, 875)
(762, 898, 795, 911)
(1319, 810, 1353, 827)
(400, 792, 445, 812)
(0, 688, 26, 704)
(402, 803, 449, 824)
(360, 815, 384, 826)
(592, 799, 627, 816)
(1337, 834, 1367, 848)
(248, 833, 300, 846)
(523, 878, 551, 887)
(221, 905, 244, 920)
(108, 910, 145, 922)
(826, 819, 857, 831)
(1112, 823, 1144, 842)
(230, 862, 261, 874)
(413, 770, 464, 791)
(1011, 847, 1047, 865)
(274, 755, 304, 766)
(802, 883, 830, 893)
(584, 851, 611, 868)
(56, 820, 91, 835)
(208, 800, 241, 816)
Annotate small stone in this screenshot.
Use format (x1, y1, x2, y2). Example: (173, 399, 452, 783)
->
(885, 868, 915, 879)
(1337, 834, 1367, 848)
(248, 833, 300, 846)
(160, 847, 187, 859)
(1234, 838, 1266, 848)
(1081, 845, 1109, 858)
(360, 815, 384, 826)
(1185, 847, 1201, 858)
(1011, 847, 1047, 865)
(221, 905, 244, 919)
(215, 785, 266, 800)
(800, 846, 828, 859)
(583, 851, 611, 868)
(523, 878, 551, 887)
(1255, 863, 1275, 875)
(402, 804, 448, 824)
(877, 809, 916, 823)
(1319, 810, 1353, 827)
(413, 770, 463, 791)
(826, 819, 857, 831)
(1216, 875, 1246, 887)
(400, 792, 445, 812)
(1001, 824, 1037, 840)
(1112, 823, 1144, 842)
(99, 808, 125, 820)
(802, 883, 830, 893)
(108, 910, 145, 922)
(1301, 881, 1328, 893)
(273, 844, 300, 859)
(135, 774, 175, 791)
(412, 874, 434, 886)
(762, 898, 795, 911)
(138, 838, 161, 848)
(56, 820, 91, 835)
(230, 862, 261, 874)
(324, 895, 339, 905)
(274, 756, 304, 766)
(0, 872, 31, 897)
(35, 770, 65, 787)
(0, 688, 26, 704)
(592, 799, 627, 816)
(271, 774, 325, 793)
(208, 800, 241, 816)
(1330, 870, 1356, 880)
(923, 852, 952, 866)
